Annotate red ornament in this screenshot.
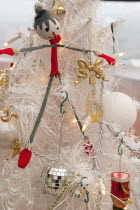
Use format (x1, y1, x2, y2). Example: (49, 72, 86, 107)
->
(83, 141, 95, 156)
(49, 33, 61, 77)
(0, 48, 15, 56)
(111, 172, 132, 208)
(98, 53, 116, 66)
(18, 149, 32, 168)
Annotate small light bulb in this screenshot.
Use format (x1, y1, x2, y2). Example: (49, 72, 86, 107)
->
(71, 118, 77, 124)
(37, 73, 48, 84)
(3, 42, 8, 47)
(59, 40, 63, 45)
(40, 76, 45, 81)
(82, 123, 88, 132)
(101, 188, 106, 196)
(95, 183, 99, 187)
(99, 178, 106, 196)
(118, 52, 127, 57)
(3, 34, 21, 46)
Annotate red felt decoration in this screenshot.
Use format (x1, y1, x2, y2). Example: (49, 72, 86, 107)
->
(0, 48, 15, 56)
(18, 149, 32, 168)
(49, 33, 61, 77)
(98, 53, 116, 66)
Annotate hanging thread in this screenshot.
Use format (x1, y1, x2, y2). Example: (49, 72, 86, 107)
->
(96, 81, 104, 177)
(58, 91, 68, 157)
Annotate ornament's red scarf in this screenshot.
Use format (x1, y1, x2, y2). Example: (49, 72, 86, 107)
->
(49, 33, 61, 77)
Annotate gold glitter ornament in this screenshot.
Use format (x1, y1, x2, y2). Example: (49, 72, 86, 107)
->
(52, 0, 66, 16)
(41, 162, 72, 195)
(86, 86, 104, 123)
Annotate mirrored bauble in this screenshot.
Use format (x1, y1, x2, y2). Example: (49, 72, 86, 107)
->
(41, 162, 72, 195)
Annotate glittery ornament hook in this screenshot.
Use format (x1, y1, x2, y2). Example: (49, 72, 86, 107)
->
(81, 177, 89, 203)
(60, 91, 68, 114)
(84, 191, 89, 203)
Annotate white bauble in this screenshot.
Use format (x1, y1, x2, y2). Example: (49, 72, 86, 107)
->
(102, 92, 137, 131)
(0, 117, 18, 148)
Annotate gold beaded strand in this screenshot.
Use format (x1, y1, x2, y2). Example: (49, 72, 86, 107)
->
(0, 69, 9, 109)
(49, 187, 67, 210)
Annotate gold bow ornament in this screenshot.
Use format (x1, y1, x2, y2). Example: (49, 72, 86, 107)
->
(74, 59, 109, 85)
(74, 59, 109, 123)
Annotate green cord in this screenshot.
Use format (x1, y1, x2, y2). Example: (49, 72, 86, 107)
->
(111, 22, 115, 43)
(20, 44, 95, 54)
(28, 75, 84, 144)
(111, 22, 116, 54)
(29, 75, 54, 144)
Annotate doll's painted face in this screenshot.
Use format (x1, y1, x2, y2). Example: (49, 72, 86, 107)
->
(34, 8, 60, 40)
(35, 18, 60, 40)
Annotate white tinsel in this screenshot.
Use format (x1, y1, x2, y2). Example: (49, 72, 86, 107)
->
(0, 0, 139, 210)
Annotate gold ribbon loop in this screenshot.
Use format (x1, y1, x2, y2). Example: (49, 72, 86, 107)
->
(74, 59, 109, 85)
(77, 59, 90, 69)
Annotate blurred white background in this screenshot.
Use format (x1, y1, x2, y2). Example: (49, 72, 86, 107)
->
(0, 1, 140, 58)
(0, 0, 35, 46)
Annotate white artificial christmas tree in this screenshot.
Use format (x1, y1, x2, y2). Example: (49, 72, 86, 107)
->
(0, 0, 139, 210)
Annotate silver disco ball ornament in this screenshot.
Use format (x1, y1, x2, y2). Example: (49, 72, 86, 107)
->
(41, 162, 72, 195)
